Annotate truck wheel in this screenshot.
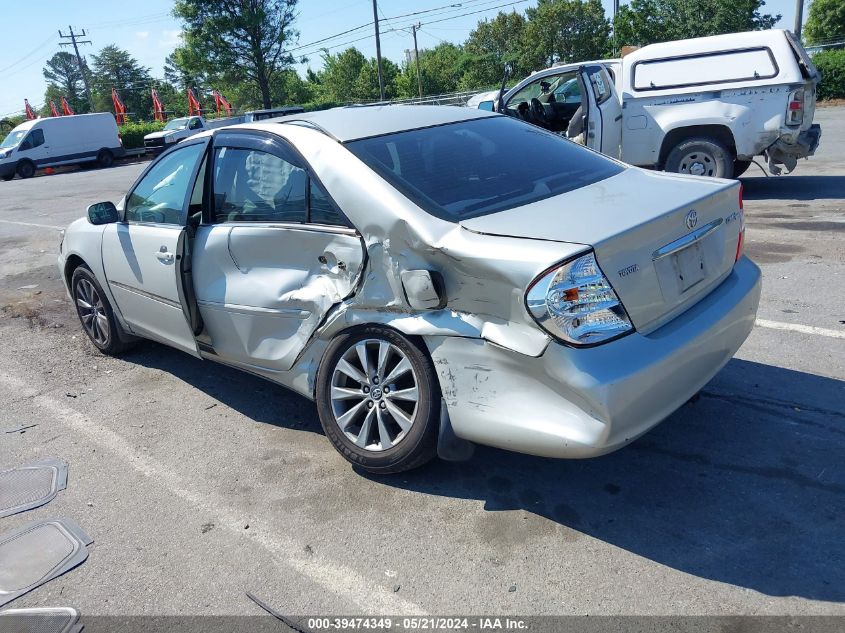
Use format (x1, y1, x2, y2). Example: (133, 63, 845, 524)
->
(16, 160, 35, 179)
(733, 160, 752, 178)
(665, 137, 732, 178)
(316, 326, 440, 474)
(96, 149, 114, 168)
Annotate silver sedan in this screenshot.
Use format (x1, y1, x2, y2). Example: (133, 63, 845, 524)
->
(59, 105, 761, 473)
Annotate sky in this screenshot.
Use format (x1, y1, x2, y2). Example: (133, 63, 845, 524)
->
(0, 0, 803, 118)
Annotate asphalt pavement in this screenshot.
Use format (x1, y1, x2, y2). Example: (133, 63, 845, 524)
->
(0, 110, 842, 621)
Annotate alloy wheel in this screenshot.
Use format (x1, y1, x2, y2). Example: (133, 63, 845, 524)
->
(75, 278, 110, 346)
(330, 339, 420, 452)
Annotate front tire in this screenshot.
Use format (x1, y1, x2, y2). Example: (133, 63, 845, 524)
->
(71, 265, 134, 355)
(665, 137, 733, 178)
(16, 160, 35, 179)
(316, 326, 440, 474)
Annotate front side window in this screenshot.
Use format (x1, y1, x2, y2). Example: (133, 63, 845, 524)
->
(213, 147, 307, 223)
(125, 142, 205, 224)
(19, 129, 45, 151)
(347, 116, 623, 222)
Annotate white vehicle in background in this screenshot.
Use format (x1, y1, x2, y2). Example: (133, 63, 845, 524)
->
(474, 30, 821, 178)
(144, 108, 307, 153)
(0, 113, 124, 180)
(143, 116, 215, 154)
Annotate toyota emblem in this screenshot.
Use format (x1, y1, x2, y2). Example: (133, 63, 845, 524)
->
(685, 210, 698, 230)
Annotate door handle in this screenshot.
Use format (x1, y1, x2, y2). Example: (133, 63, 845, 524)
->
(155, 248, 175, 264)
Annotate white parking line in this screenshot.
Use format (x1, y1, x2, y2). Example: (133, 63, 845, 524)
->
(756, 318, 845, 340)
(0, 371, 426, 616)
(0, 219, 64, 230)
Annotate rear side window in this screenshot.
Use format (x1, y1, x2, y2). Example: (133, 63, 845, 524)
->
(346, 116, 623, 222)
(633, 48, 778, 91)
(213, 147, 307, 223)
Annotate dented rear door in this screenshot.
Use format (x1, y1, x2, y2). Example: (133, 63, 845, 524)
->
(191, 130, 365, 371)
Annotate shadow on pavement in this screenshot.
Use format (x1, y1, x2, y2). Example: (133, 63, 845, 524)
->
(741, 175, 845, 201)
(124, 343, 845, 602)
(369, 358, 845, 602)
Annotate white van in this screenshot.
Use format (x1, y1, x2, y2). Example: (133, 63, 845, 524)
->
(475, 30, 821, 177)
(0, 113, 125, 181)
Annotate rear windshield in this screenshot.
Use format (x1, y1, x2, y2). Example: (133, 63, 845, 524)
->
(346, 116, 623, 221)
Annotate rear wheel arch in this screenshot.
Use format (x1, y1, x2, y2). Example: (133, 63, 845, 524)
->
(659, 125, 737, 168)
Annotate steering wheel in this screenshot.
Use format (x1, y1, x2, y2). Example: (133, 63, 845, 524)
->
(516, 101, 530, 121)
(530, 98, 550, 126)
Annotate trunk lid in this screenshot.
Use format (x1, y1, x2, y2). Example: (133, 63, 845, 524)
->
(460, 168, 743, 333)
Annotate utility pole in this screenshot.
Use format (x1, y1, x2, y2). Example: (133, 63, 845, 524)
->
(372, 0, 385, 101)
(59, 26, 93, 112)
(794, 0, 805, 41)
(411, 23, 423, 99)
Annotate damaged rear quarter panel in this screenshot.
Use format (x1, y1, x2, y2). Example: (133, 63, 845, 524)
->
(275, 125, 588, 395)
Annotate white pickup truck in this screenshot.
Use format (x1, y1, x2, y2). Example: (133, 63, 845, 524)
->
(143, 107, 306, 154)
(476, 30, 821, 178)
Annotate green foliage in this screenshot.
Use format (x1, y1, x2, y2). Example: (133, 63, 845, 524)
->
(118, 120, 165, 149)
(459, 11, 529, 90)
(814, 49, 845, 100)
(43, 52, 89, 114)
(173, 0, 299, 108)
(523, 0, 611, 68)
(614, 0, 780, 48)
(0, 115, 25, 137)
(804, 0, 845, 45)
(398, 43, 465, 97)
(89, 45, 153, 120)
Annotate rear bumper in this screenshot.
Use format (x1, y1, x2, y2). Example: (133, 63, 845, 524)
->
(428, 256, 762, 458)
(766, 124, 821, 172)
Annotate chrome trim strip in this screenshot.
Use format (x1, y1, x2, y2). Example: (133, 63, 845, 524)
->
(652, 218, 723, 260)
(110, 281, 183, 309)
(223, 221, 359, 236)
(197, 300, 310, 319)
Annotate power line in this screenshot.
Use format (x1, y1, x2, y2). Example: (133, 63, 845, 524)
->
(0, 34, 56, 76)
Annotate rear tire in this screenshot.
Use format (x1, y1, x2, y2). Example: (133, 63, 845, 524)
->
(96, 149, 114, 169)
(71, 265, 134, 356)
(316, 326, 440, 474)
(733, 160, 752, 178)
(16, 160, 35, 179)
(664, 137, 733, 179)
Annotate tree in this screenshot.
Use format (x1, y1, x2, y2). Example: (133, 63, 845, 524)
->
(89, 45, 153, 120)
(397, 42, 465, 97)
(459, 11, 528, 90)
(43, 52, 89, 114)
(804, 0, 845, 45)
(522, 0, 611, 69)
(173, 0, 299, 109)
(614, 0, 780, 49)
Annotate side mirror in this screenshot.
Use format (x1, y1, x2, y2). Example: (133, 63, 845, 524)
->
(87, 201, 119, 225)
(478, 101, 495, 111)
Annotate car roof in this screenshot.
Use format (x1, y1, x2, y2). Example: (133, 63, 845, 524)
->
(239, 104, 497, 142)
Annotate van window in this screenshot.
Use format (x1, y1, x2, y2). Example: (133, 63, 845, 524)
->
(19, 129, 45, 151)
(633, 48, 778, 91)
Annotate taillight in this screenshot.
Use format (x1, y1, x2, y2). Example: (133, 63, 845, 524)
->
(786, 89, 804, 126)
(735, 184, 745, 261)
(525, 251, 634, 346)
